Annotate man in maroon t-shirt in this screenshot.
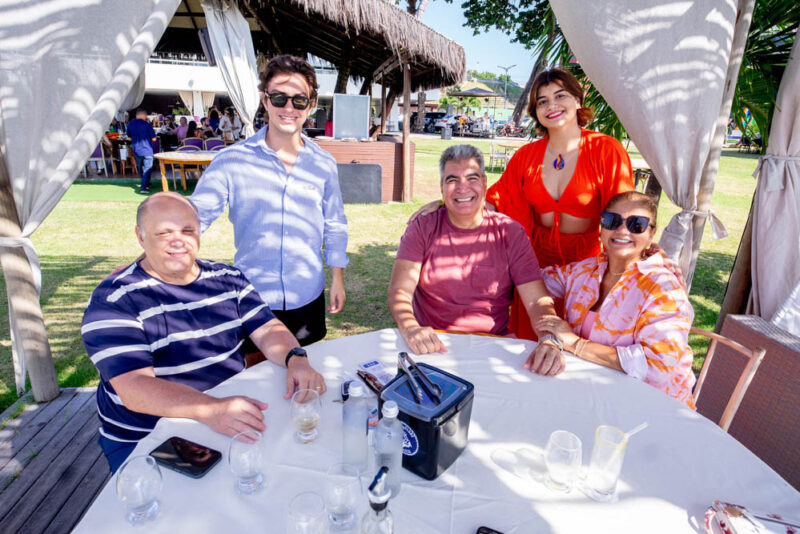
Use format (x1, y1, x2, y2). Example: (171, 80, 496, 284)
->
(388, 145, 565, 376)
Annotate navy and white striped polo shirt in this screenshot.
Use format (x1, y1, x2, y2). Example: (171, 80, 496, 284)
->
(82, 259, 275, 445)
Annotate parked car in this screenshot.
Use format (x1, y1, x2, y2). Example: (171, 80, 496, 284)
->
(409, 111, 447, 133)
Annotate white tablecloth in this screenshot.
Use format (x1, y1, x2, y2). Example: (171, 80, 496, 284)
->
(74, 330, 800, 533)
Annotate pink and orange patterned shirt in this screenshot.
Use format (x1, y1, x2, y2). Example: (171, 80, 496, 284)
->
(543, 253, 696, 408)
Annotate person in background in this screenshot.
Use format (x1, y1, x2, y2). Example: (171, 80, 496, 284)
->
(219, 107, 234, 142)
(127, 108, 157, 194)
(200, 117, 214, 139)
(186, 120, 199, 139)
(388, 145, 565, 376)
(173, 116, 189, 142)
(537, 191, 696, 407)
(209, 108, 221, 134)
(232, 109, 243, 140)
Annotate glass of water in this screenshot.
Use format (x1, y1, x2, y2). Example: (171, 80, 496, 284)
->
(544, 430, 582, 492)
(289, 491, 325, 534)
(325, 463, 362, 530)
(291, 389, 321, 444)
(586, 425, 628, 501)
(228, 429, 265, 495)
(116, 455, 163, 525)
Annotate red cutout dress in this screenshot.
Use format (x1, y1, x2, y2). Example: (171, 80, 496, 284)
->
(486, 129, 634, 340)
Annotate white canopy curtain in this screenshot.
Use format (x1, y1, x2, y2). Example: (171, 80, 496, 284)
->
(750, 26, 800, 334)
(178, 89, 207, 118)
(200, 0, 260, 138)
(547, 0, 739, 277)
(0, 0, 180, 397)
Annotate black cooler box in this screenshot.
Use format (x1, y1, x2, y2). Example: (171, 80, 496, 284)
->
(379, 363, 474, 480)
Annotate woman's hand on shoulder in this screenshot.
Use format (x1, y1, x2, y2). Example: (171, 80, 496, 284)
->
(407, 200, 442, 224)
(647, 245, 687, 289)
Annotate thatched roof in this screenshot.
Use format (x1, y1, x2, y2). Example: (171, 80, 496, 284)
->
(448, 87, 502, 98)
(160, 0, 465, 93)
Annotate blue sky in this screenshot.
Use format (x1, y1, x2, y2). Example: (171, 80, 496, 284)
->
(420, 1, 537, 86)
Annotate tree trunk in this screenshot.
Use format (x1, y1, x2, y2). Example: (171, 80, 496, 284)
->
(686, 0, 755, 289)
(415, 91, 426, 132)
(402, 65, 412, 202)
(716, 202, 754, 331)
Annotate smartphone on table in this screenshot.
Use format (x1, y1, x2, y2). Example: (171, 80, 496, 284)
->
(149, 436, 222, 479)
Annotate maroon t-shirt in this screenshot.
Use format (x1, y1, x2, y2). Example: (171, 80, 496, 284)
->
(396, 208, 543, 335)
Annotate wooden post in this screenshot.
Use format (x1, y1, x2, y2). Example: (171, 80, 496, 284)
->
(685, 0, 755, 288)
(716, 203, 754, 331)
(0, 159, 59, 402)
(402, 63, 412, 202)
(380, 82, 386, 134)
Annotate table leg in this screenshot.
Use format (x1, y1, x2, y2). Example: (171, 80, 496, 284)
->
(180, 166, 187, 190)
(160, 160, 168, 191)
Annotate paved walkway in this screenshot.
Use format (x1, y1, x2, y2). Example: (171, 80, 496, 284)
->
(0, 388, 109, 533)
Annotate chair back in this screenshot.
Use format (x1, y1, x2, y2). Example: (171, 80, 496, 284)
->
(692, 327, 765, 432)
(695, 314, 800, 490)
(205, 138, 225, 150)
(177, 145, 200, 151)
(182, 138, 204, 149)
(209, 144, 225, 151)
(89, 144, 103, 159)
(150, 137, 161, 154)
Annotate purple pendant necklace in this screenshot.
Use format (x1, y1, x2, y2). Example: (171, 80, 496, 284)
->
(553, 153, 565, 170)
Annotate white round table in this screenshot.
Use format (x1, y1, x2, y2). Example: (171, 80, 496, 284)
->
(73, 330, 800, 533)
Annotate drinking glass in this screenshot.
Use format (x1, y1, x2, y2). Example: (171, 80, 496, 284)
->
(291, 389, 321, 444)
(586, 425, 628, 501)
(228, 429, 265, 495)
(289, 491, 325, 534)
(116, 455, 163, 525)
(544, 430, 582, 492)
(324, 463, 362, 530)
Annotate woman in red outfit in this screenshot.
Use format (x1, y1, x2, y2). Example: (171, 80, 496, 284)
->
(486, 68, 634, 339)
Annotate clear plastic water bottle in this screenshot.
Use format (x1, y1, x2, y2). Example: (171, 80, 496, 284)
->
(374, 401, 403, 498)
(361, 466, 393, 534)
(342, 382, 369, 471)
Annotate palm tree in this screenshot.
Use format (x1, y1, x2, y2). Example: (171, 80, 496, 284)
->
(457, 0, 799, 143)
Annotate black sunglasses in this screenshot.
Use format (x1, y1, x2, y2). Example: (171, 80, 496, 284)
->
(265, 92, 311, 110)
(600, 212, 654, 234)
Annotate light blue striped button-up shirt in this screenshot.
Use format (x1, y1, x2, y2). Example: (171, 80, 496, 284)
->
(191, 127, 348, 311)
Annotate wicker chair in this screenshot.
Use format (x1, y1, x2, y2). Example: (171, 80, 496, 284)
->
(695, 314, 800, 490)
(692, 327, 765, 431)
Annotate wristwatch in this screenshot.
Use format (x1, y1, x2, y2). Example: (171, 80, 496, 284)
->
(285, 347, 308, 367)
(538, 334, 564, 351)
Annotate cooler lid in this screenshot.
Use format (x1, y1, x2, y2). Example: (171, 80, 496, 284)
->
(380, 363, 472, 422)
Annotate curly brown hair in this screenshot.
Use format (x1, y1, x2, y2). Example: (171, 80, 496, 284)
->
(526, 67, 594, 137)
(258, 54, 318, 101)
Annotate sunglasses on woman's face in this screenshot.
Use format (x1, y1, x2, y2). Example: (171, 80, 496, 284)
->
(600, 212, 653, 234)
(265, 92, 311, 110)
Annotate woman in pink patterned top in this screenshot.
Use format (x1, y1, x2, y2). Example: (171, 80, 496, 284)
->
(537, 191, 697, 407)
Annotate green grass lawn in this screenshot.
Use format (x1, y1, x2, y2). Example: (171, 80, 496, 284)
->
(0, 138, 760, 413)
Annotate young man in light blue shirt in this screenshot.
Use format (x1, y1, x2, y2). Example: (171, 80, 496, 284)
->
(191, 55, 347, 346)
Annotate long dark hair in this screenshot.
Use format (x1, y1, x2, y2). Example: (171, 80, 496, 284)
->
(187, 121, 197, 138)
(527, 68, 594, 137)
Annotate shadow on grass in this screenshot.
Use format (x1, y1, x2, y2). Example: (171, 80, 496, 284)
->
(0, 255, 124, 411)
(326, 243, 398, 337)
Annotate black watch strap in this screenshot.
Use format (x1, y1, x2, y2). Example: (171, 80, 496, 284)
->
(285, 347, 308, 367)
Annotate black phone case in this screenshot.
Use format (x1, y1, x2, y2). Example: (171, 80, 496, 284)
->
(150, 437, 222, 479)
